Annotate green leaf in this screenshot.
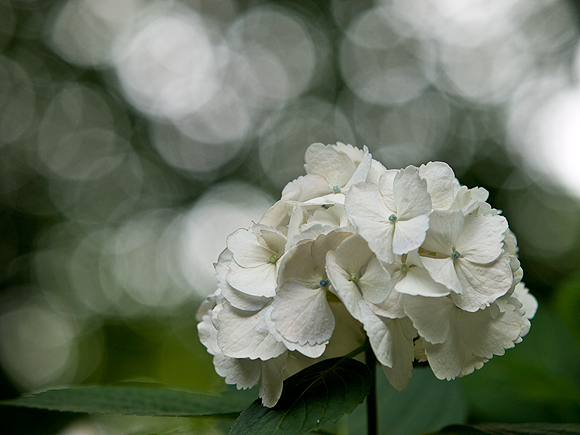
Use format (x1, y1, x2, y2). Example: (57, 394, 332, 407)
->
(344, 365, 467, 435)
(0, 385, 253, 417)
(460, 308, 580, 423)
(435, 423, 580, 435)
(229, 357, 372, 435)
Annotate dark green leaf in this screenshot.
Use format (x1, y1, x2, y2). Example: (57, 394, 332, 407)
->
(229, 357, 371, 435)
(0, 385, 252, 417)
(436, 423, 580, 435)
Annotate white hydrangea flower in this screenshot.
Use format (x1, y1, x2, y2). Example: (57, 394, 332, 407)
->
(225, 223, 286, 298)
(265, 229, 353, 358)
(346, 166, 432, 263)
(197, 142, 537, 408)
(303, 142, 372, 205)
(419, 210, 513, 311)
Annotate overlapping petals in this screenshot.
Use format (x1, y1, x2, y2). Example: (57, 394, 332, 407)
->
(197, 142, 536, 408)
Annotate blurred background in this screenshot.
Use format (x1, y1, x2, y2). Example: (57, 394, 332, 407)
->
(2, 0, 580, 433)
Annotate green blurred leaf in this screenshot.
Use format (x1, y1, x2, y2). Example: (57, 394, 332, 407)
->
(460, 308, 580, 422)
(0, 385, 252, 417)
(229, 357, 372, 435)
(554, 274, 580, 346)
(345, 365, 468, 435)
(435, 423, 580, 435)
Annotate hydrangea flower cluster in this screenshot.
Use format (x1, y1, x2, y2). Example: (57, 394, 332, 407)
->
(197, 143, 537, 407)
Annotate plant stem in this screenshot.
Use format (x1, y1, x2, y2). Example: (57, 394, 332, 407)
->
(366, 347, 377, 435)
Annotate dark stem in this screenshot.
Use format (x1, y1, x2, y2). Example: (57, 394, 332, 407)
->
(366, 347, 377, 435)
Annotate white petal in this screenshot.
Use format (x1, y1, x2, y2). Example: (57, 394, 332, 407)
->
(259, 353, 288, 408)
(227, 228, 273, 268)
(459, 304, 527, 359)
(418, 162, 458, 210)
(378, 170, 399, 212)
(213, 354, 260, 389)
(215, 302, 287, 360)
(221, 285, 270, 311)
(278, 240, 322, 289)
(380, 318, 416, 391)
(263, 305, 327, 358)
(513, 283, 538, 319)
(304, 142, 356, 187)
(393, 166, 432, 220)
(421, 210, 464, 255)
(358, 257, 392, 304)
(344, 150, 373, 190)
(403, 295, 453, 344)
(394, 265, 450, 297)
(280, 173, 333, 202)
(333, 234, 374, 276)
(456, 214, 508, 264)
(359, 303, 416, 391)
(326, 250, 364, 321)
(451, 255, 513, 312)
(269, 282, 335, 347)
(392, 215, 430, 255)
(421, 257, 463, 294)
(226, 261, 277, 298)
(423, 328, 488, 381)
(371, 287, 407, 319)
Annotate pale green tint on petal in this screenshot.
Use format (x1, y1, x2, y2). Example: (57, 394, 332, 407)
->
(392, 215, 430, 255)
(226, 260, 277, 297)
(421, 210, 464, 255)
(326, 250, 364, 321)
(421, 256, 463, 294)
(359, 257, 392, 304)
(215, 302, 286, 360)
(393, 166, 432, 220)
(459, 304, 526, 359)
(395, 266, 450, 297)
(258, 352, 287, 408)
(227, 228, 274, 268)
(452, 255, 513, 312)
(270, 282, 334, 347)
(403, 295, 453, 345)
(380, 317, 417, 391)
(304, 142, 356, 187)
(455, 214, 508, 264)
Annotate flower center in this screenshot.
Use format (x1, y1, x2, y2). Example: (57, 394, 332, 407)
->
(319, 278, 330, 287)
(268, 254, 279, 263)
(388, 214, 397, 222)
(332, 185, 341, 193)
(350, 273, 360, 282)
(400, 263, 408, 272)
(451, 250, 461, 260)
